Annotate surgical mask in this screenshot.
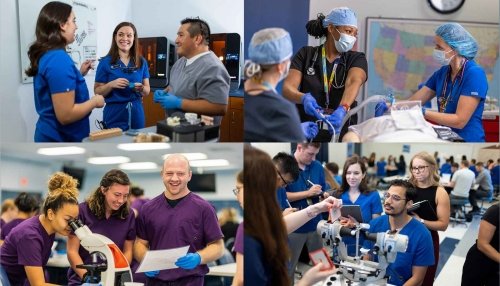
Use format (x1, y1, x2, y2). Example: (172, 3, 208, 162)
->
(279, 60, 291, 82)
(433, 49, 455, 66)
(333, 29, 357, 53)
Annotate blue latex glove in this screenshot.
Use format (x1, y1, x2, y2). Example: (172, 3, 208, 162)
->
(326, 106, 347, 134)
(153, 90, 182, 109)
(374, 101, 388, 117)
(145, 270, 159, 278)
(301, 122, 319, 140)
(301, 93, 323, 120)
(175, 252, 201, 270)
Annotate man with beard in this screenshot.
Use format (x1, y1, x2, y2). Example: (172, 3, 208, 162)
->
(363, 179, 434, 286)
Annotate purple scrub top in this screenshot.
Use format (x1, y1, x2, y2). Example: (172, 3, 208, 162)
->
(0, 216, 55, 286)
(136, 192, 223, 282)
(67, 202, 136, 285)
(234, 221, 244, 254)
(131, 197, 150, 214)
(1, 218, 26, 240)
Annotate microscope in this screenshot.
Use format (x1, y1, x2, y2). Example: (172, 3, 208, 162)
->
(316, 220, 408, 285)
(69, 219, 133, 285)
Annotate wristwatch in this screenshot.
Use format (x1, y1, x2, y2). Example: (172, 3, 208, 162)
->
(419, 218, 425, 224)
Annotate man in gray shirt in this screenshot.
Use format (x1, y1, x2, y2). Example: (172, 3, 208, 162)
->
(469, 162, 493, 213)
(154, 17, 230, 127)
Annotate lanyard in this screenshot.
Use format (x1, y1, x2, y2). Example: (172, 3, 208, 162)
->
(439, 59, 467, 112)
(321, 46, 338, 109)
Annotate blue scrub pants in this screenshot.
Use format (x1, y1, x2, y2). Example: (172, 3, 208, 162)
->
(103, 99, 145, 131)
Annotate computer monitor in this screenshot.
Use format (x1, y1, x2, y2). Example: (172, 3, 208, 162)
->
(138, 37, 177, 88)
(210, 33, 241, 91)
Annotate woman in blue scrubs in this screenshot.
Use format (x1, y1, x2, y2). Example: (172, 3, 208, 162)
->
(409, 23, 488, 142)
(26, 1, 105, 142)
(94, 22, 150, 131)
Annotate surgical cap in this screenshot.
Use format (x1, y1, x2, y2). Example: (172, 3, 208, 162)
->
(323, 7, 357, 28)
(248, 28, 293, 65)
(436, 23, 478, 60)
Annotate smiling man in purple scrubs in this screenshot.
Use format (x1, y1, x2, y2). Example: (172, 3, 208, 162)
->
(134, 154, 224, 285)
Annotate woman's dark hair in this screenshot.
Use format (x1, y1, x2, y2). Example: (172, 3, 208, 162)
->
(106, 22, 142, 68)
(87, 169, 130, 220)
(26, 1, 73, 76)
(306, 13, 328, 39)
(43, 172, 79, 215)
(336, 155, 370, 196)
(244, 145, 289, 285)
(14, 192, 40, 213)
(130, 186, 144, 197)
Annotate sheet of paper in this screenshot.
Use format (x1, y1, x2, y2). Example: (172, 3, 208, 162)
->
(136, 245, 189, 273)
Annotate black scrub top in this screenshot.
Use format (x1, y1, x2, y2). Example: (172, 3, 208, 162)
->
(291, 45, 368, 140)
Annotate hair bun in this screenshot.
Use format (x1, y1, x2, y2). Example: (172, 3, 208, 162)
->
(48, 172, 79, 197)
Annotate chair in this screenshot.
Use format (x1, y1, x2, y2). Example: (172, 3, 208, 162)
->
(477, 191, 493, 215)
(449, 197, 469, 227)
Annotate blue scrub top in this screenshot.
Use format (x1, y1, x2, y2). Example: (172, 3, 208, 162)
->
(363, 216, 434, 286)
(34, 49, 90, 142)
(276, 187, 289, 210)
(286, 160, 327, 233)
(376, 161, 387, 177)
(95, 56, 150, 103)
(244, 235, 272, 285)
(425, 60, 488, 142)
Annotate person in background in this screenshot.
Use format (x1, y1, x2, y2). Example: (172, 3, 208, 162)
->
(0, 200, 18, 229)
(406, 23, 488, 142)
(449, 160, 475, 215)
(325, 162, 342, 187)
(273, 152, 300, 216)
(0, 193, 40, 244)
(244, 145, 340, 285)
(154, 17, 229, 130)
(487, 159, 495, 171)
(434, 151, 441, 167)
(408, 152, 450, 285)
(334, 155, 382, 256)
(397, 155, 407, 176)
(461, 203, 499, 286)
(26, 1, 105, 142)
(134, 154, 224, 285)
(0, 172, 79, 285)
(243, 28, 318, 142)
(232, 171, 244, 286)
(219, 208, 240, 251)
(94, 22, 150, 131)
(283, 7, 367, 141)
(491, 159, 500, 197)
(469, 162, 494, 214)
(386, 155, 399, 177)
(440, 158, 452, 176)
(363, 179, 434, 286)
(469, 159, 478, 176)
(376, 156, 387, 178)
(67, 169, 135, 285)
(367, 152, 377, 187)
(129, 185, 150, 217)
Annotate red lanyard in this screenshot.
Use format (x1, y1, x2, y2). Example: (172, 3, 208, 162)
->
(439, 59, 467, 112)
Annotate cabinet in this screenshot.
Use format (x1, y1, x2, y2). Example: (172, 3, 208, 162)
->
(219, 96, 244, 142)
(143, 90, 167, 127)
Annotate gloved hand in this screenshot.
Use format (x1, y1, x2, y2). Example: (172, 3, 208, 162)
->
(145, 270, 159, 278)
(326, 106, 347, 134)
(153, 90, 183, 109)
(301, 122, 319, 140)
(374, 101, 388, 117)
(175, 252, 201, 270)
(301, 93, 323, 120)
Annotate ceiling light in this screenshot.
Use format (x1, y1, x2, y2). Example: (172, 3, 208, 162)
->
(190, 159, 229, 167)
(117, 143, 171, 151)
(37, 146, 86, 156)
(87, 156, 130, 165)
(163, 153, 208, 161)
(119, 162, 158, 170)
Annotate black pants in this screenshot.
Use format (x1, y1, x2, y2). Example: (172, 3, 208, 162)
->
(469, 188, 491, 210)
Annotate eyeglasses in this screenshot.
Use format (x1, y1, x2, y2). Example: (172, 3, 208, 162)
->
(95, 119, 107, 130)
(232, 186, 242, 196)
(411, 165, 429, 173)
(277, 170, 292, 187)
(110, 63, 138, 74)
(383, 192, 407, 202)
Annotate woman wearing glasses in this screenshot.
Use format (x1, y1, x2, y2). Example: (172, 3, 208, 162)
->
(283, 7, 368, 141)
(26, 2, 105, 142)
(94, 22, 150, 131)
(408, 152, 450, 286)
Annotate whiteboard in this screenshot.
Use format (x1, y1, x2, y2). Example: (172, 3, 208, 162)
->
(18, 0, 97, 84)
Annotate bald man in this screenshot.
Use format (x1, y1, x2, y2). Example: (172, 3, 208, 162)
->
(133, 154, 224, 285)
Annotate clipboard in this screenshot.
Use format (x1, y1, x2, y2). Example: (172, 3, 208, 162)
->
(340, 205, 363, 223)
(407, 200, 437, 217)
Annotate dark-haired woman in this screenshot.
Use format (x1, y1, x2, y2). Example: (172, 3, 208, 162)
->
(67, 169, 136, 285)
(94, 22, 150, 131)
(0, 192, 39, 243)
(26, 1, 105, 142)
(0, 172, 80, 285)
(283, 7, 367, 141)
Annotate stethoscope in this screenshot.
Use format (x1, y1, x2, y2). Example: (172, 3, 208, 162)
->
(306, 46, 347, 89)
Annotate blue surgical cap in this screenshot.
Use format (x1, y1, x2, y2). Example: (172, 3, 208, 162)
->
(248, 28, 293, 65)
(323, 7, 357, 28)
(436, 23, 478, 60)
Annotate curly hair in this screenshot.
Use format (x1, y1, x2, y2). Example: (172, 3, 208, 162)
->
(87, 169, 130, 220)
(43, 172, 79, 215)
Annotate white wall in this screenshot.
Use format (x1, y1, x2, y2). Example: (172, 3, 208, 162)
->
(0, 0, 243, 142)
